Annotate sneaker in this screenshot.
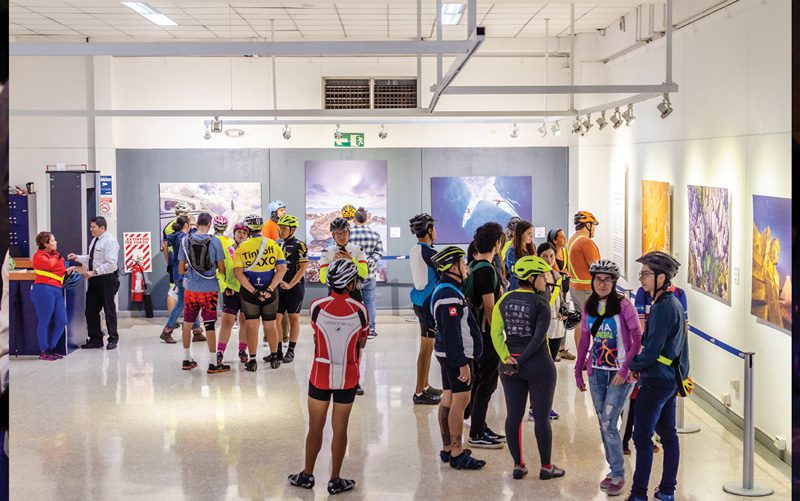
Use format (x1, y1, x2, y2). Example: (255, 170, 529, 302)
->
(367, 330, 378, 339)
(47, 351, 63, 359)
(282, 351, 295, 364)
(600, 475, 614, 491)
(413, 392, 441, 405)
(539, 465, 565, 480)
(207, 363, 231, 374)
(327, 477, 356, 495)
(160, 330, 177, 344)
(276, 350, 284, 362)
(528, 409, 535, 422)
(288, 471, 315, 489)
(559, 349, 576, 360)
(468, 432, 503, 449)
(549, 409, 560, 420)
(80, 342, 103, 349)
(424, 386, 443, 397)
(161, 325, 174, 335)
(439, 450, 451, 463)
(244, 359, 257, 372)
(238, 350, 248, 364)
(513, 465, 528, 480)
(606, 477, 625, 496)
(355, 384, 364, 396)
(623, 447, 631, 455)
(270, 357, 281, 369)
(653, 490, 675, 501)
(182, 359, 198, 371)
(192, 329, 206, 342)
(484, 427, 506, 443)
(262, 353, 272, 363)
(449, 450, 486, 470)
(39, 352, 57, 361)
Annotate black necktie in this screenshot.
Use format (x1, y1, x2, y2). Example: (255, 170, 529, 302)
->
(88, 238, 97, 271)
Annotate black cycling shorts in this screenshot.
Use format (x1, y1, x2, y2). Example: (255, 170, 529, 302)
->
(240, 288, 279, 321)
(278, 283, 305, 315)
(222, 290, 241, 315)
(437, 356, 473, 394)
(308, 382, 357, 405)
(413, 304, 436, 339)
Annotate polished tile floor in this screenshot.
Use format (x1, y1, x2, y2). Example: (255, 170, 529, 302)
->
(10, 316, 791, 500)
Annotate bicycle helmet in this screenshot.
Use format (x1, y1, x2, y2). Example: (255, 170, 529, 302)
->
(173, 202, 190, 216)
(409, 213, 435, 236)
(431, 246, 466, 272)
(243, 214, 264, 231)
(212, 215, 229, 232)
(233, 222, 248, 233)
(63, 271, 84, 289)
(562, 308, 582, 330)
(330, 217, 350, 232)
(636, 251, 680, 280)
(513, 255, 552, 281)
(341, 204, 357, 219)
(277, 214, 299, 228)
(327, 258, 359, 289)
(268, 200, 286, 214)
(574, 211, 599, 227)
(589, 259, 621, 280)
(506, 216, 522, 235)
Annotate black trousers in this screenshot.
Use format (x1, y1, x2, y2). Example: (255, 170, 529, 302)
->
(467, 328, 500, 438)
(86, 274, 120, 344)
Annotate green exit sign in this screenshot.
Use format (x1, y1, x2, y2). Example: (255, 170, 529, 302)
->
(334, 132, 365, 148)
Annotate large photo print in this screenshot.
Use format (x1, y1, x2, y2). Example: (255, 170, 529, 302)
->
(159, 183, 262, 239)
(431, 176, 532, 244)
(305, 160, 388, 282)
(687, 185, 730, 303)
(751, 195, 792, 332)
(641, 180, 671, 254)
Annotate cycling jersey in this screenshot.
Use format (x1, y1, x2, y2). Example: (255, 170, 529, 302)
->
(490, 289, 550, 364)
(309, 292, 369, 390)
(280, 236, 309, 285)
(318, 242, 368, 284)
(162, 217, 178, 241)
(215, 234, 239, 293)
(634, 285, 688, 322)
(264, 219, 279, 241)
(233, 235, 286, 291)
(566, 233, 600, 291)
(409, 242, 437, 308)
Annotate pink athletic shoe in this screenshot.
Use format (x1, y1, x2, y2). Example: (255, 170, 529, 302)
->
(39, 352, 58, 361)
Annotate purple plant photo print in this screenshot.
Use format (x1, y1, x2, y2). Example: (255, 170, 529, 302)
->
(687, 185, 730, 302)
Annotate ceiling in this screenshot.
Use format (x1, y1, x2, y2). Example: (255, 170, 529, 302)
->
(9, 1, 651, 41)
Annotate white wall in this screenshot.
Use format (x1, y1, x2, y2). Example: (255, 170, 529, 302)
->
(573, 0, 791, 456)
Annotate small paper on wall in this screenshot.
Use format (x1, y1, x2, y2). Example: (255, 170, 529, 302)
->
(534, 227, 545, 238)
(390, 227, 401, 238)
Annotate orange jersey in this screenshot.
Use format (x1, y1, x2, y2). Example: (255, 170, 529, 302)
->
(566, 233, 600, 291)
(263, 219, 279, 241)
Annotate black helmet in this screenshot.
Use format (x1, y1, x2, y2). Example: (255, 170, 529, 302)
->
(330, 217, 350, 232)
(506, 216, 522, 234)
(636, 251, 680, 280)
(431, 246, 465, 272)
(409, 213, 435, 236)
(562, 307, 582, 330)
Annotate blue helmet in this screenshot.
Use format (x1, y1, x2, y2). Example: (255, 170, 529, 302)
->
(64, 271, 84, 289)
(268, 200, 286, 214)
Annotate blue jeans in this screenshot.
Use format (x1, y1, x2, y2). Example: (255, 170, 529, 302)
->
(166, 281, 200, 329)
(588, 369, 633, 478)
(631, 384, 680, 498)
(30, 284, 68, 353)
(361, 278, 377, 332)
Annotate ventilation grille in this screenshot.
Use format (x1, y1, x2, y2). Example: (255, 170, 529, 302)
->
(324, 79, 370, 109)
(324, 78, 417, 109)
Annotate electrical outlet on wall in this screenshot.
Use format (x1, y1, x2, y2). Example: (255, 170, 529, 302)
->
(733, 267, 740, 285)
(774, 435, 786, 451)
(722, 393, 731, 406)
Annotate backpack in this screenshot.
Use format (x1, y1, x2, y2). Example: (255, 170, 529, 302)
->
(182, 233, 215, 277)
(464, 260, 498, 309)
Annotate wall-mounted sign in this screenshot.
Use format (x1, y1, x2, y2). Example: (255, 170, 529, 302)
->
(334, 133, 365, 148)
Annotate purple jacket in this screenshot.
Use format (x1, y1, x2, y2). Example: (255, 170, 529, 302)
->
(574, 297, 642, 387)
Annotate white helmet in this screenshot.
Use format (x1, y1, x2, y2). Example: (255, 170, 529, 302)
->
(327, 259, 359, 289)
(174, 202, 190, 215)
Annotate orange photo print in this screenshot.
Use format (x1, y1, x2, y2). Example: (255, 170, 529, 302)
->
(641, 180, 671, 254)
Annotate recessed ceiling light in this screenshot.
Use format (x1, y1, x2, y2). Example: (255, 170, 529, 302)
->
(121, 2, 178, 26)
(224, 128, 245, 138)
(442, 3, 465, 25)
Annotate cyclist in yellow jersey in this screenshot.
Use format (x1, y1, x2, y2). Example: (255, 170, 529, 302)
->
(319, 218, 368, 288)
(212, 216, 250, 367)
(234, 214, 287, 372)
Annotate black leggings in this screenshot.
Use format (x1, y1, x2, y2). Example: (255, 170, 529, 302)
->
(547, 338, 561, 360)
(501, 352, 556, 467)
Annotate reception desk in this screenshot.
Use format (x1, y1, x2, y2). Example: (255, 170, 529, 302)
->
(9, 261, 86, 356)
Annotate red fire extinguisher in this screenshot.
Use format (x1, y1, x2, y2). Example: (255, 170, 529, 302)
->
(130, 261, 144, 303)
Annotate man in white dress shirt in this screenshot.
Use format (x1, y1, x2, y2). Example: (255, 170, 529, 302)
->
(68, 216, 121, 350)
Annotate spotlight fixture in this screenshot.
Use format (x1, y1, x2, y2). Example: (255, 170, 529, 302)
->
(210, 116, 223, 134)
(334, 124, 342, 141)
(537, 123, 547, 138)
(203, 127, 211, 140)
(224, 128, 245, 138)
(510, 123, 519, 139)
(622, 103, 636, 126)
(596, 111, 608, 130)
(582, 113, 594, 133)
(378, 124, 388, 140)
(657, 93, 673, 119)
(572, 117, 582, 135)
(551, 121, 561, 136)
(282, 124, 291, 140)
(610, 107, 623, 129)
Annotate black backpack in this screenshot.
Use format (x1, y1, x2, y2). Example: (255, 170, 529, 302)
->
(182, 233, 215, 276)
(464, 260, 498, 309)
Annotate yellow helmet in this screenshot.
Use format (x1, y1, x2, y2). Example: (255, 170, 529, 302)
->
(513, 255, 552, 281)
(341, 204, 357, 219)
(277, 214, 299, 228)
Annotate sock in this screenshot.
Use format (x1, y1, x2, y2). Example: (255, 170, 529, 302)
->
(209, 351, 216, 365)
(249, 353, 256, 361)
(184, 348, 192, 360)
(277, 342, 283, 353)
(288, 341, 297, 352)
(238, 342, 247, 352)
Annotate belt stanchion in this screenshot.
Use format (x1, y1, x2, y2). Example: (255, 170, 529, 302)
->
(722, 352, 773, 497)
(675, 396, 700, 434)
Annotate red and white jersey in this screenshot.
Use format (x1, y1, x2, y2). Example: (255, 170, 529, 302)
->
(309, 292, 369, 390)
